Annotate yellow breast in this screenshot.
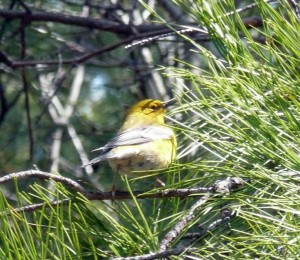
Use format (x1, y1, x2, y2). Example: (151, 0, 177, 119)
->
(107, 139, 176, 176)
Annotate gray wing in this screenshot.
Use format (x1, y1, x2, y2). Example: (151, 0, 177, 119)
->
(82, 125, 173, 167)
(92, 125, 173, 152)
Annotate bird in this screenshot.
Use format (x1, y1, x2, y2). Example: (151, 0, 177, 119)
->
(82, 99, 177, 188)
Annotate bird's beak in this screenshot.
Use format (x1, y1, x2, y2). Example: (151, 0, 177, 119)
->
(163, 98, 177, 108)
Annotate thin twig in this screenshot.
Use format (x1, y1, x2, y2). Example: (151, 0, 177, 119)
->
(111, 247, 196, 260)
(0, 170, 88, 194)
(111, 207, 237, 259)
(50, 127, 63, 173)
(0, 86, 23, 125)
(0, 82, 8, 123)
(159, 177, 245, 252)
(67, 125, 93, 175)
(222, 0, 276, 18)
(124, 28, 205, 49)
(0, 198, 72, 215)
(110, 178, 245, 260)
(0, 29, 186, 68)
(17, 0, 32, 14)
(288, 0, 300, 21)
(20, 22, 34, 160)
(63, 64, 93, 175)
(182, 208, 236, 243)
(125, 0, 268, 50)
(159, 194, 211, 252)
(35, 66, 71, 125)
(0, 9, 171, 35)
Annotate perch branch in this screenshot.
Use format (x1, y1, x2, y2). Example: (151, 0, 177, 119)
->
(0, 170, 246, 214)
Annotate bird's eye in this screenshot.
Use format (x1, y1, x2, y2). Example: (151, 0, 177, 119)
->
(150, 105, 157, 110)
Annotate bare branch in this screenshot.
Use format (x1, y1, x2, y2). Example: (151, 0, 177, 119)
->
(0, 169, 212, 198)
(111, 178, 245, 260)
(3, 198, 72, 215)
(159, 0, 190, 23)
(158, 177, 245, 252)
(113, 209, 237, 260)
(0, 83, 23, 125)
(50, 127, 63, 173)
(0, 50, 15, 67)
(182, 208, 236, 242)
(20, 22, 34, 160)
(0, 9, 169, 35)
(67, 125, 93, 175)
(0, 170, 247, 216)
(0, 170, 88, 194)
(0, 82, 8, 124)
(112, 247, 196, 260)
(0, 30, 179, 68)
(159, 194, 210, 252)
(0, 14, 263, 69)
(64, 65, 84, 122)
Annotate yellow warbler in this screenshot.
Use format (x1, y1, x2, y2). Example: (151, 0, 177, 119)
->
(83, 99, 177, 182)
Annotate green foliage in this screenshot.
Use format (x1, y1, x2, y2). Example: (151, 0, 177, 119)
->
(165, 0, 300, 258)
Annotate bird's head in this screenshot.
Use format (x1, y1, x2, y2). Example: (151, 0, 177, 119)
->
(125, 99, 176, 124)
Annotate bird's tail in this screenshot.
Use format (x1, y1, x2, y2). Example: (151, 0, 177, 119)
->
(81, 156, 103, 168)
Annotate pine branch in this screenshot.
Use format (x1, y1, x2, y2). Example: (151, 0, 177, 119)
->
(0, 170, 247, 213)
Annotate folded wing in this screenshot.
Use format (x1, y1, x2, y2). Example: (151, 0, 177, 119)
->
(81, 125, 173, 167)
(92, 125, 173, 154)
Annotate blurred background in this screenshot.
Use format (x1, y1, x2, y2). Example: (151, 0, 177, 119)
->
(0, 0, 200, 177)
